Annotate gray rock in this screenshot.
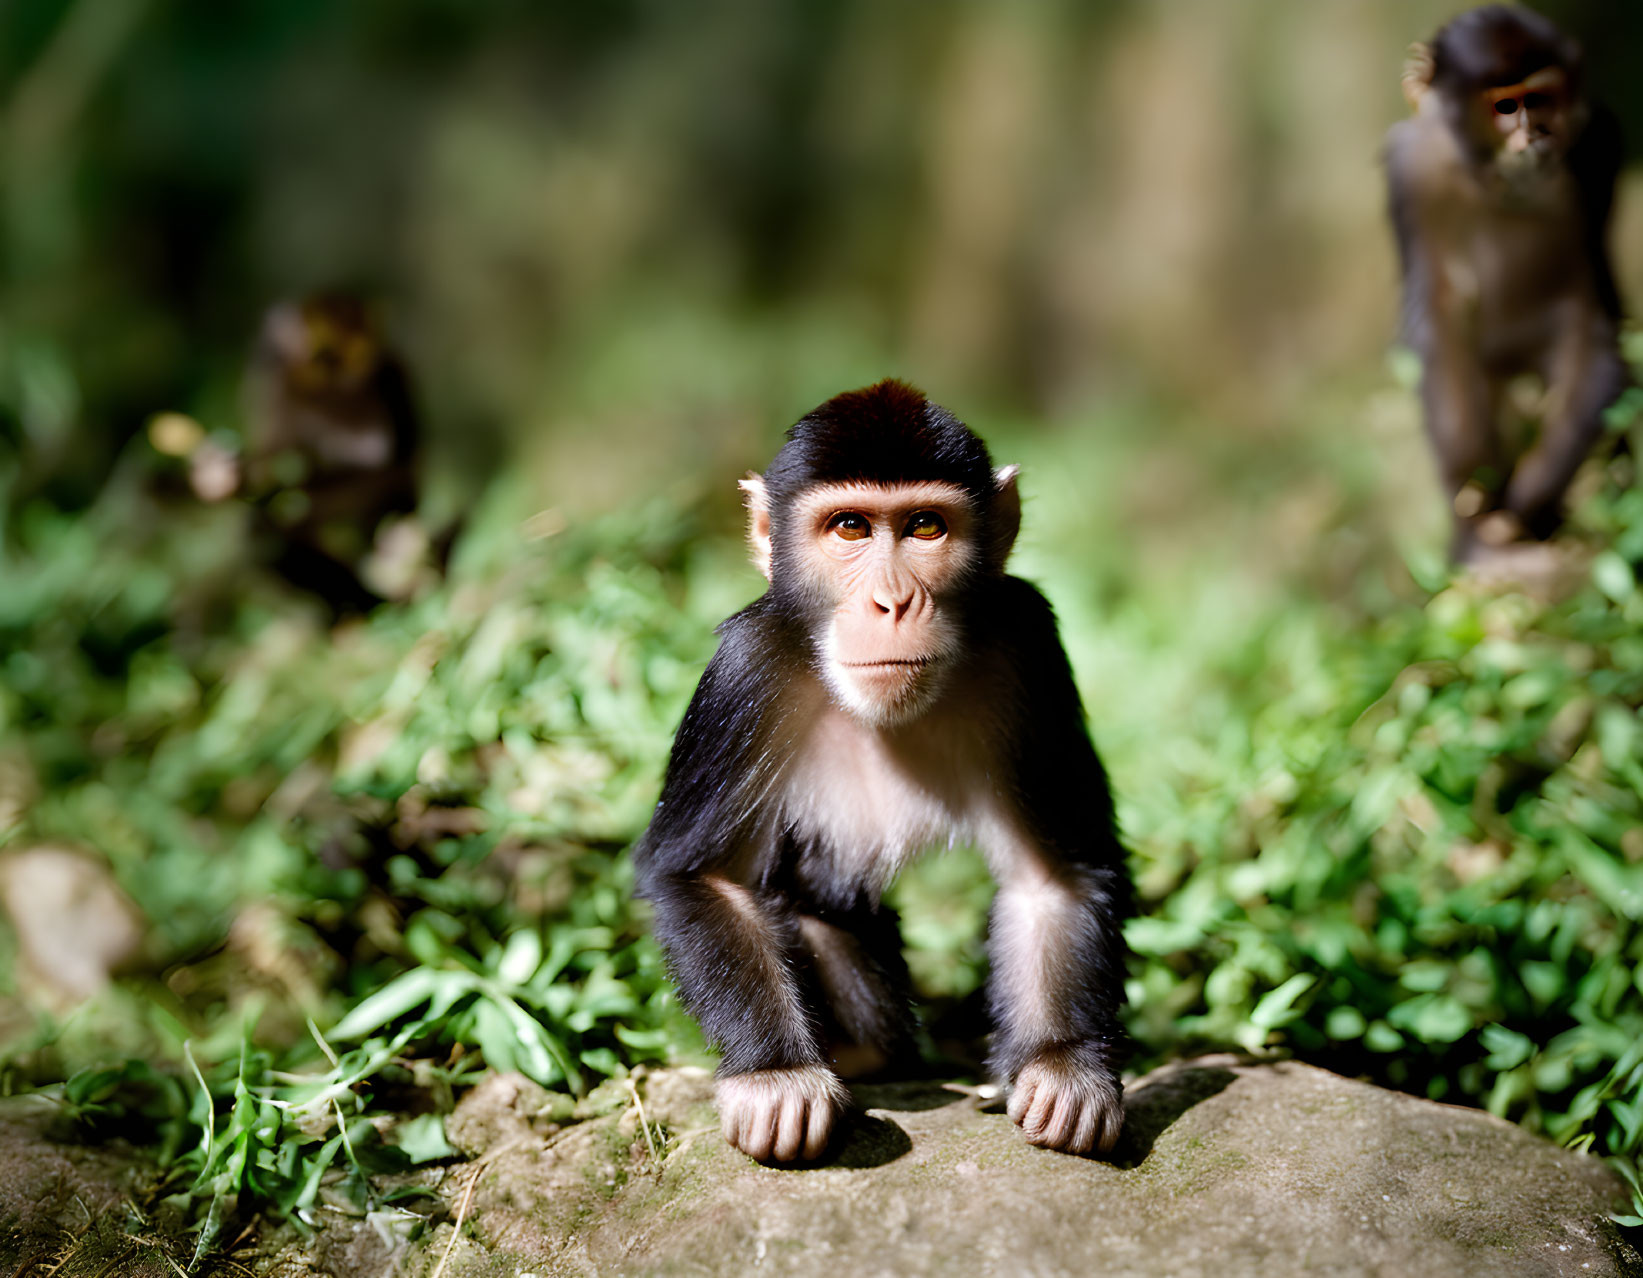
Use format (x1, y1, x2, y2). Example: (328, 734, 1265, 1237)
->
(422, 1057, 1641, 1278)
(1, 1058, 1633, 1277)
(0, 846, 143, 1005)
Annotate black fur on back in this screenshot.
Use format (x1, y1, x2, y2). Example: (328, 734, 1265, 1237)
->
(1430, 5, 1580, 94)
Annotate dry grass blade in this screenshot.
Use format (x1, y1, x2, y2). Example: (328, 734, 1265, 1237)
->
(428, 1161, 482, 1278)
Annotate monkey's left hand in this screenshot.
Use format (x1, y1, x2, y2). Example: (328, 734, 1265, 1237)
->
(717, 1064, 848, 1163)
(1007, 1046, 1123, 1155)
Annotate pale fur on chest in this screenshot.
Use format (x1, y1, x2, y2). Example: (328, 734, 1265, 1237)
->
(307, 418, 394, 468)
(773, 696, 1019, 890)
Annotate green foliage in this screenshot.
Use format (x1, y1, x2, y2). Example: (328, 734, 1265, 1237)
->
(1122, 473, 1643, 1220)
(5, 385, 1643, 1235)
(0, 447, 717, 1237)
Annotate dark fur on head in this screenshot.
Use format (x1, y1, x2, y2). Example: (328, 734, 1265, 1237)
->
(1430, 4, 1581, 93)
(762, 379, 996, 511)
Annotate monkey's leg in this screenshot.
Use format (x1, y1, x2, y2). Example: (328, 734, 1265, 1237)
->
(793, 903, 917, 1078)
(1419, 344, 1505, 561)
(1504, 328, 1626, 539)
(648, 872, 846, 1162)
(987, 863, 1126, 1155)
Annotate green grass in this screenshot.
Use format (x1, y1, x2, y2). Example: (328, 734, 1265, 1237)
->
(3, 365, 1643, 1250)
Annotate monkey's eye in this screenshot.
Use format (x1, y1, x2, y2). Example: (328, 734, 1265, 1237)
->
(1522, 92, 1553, 111)
(826, 512, 871, 541)
(904, 511, 947, 540)
(1492, 96, 1520, 115)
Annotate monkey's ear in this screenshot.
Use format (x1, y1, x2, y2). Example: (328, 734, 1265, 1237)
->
(739, 473, 773, 582)
(989, 465, 1021, 569)
(1402, 42, 1435, 111)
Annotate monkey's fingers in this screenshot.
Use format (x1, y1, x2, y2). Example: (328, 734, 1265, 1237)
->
(720, 1107, 739, 1150)
(773, 1093, 810, 1163)
(1005, 1074, 1039, 1127)
(1053, 1088, 1119, 1156)
(802, 1094, 834, 1160)
(1072, 1092, 1111, 1155)
(716, 1065, 846, 1163)
(775, 1088, 842, 1161)
(1042, 1089, 1081, 1150)
(718, 1090, 754, 1156)
(718, 1080, 771, 1159)
(1088, 1091, 1123, 1154)
(1019, 1089, 1060, 1147)
(1008, 1055, 1124, 1156)
(741, 1095, 780, 1162)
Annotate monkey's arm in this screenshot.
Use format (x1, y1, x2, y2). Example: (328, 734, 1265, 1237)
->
(1498, 105, 1632, 538)
(641, 869, 825, 1077)
(1386, 122, 1509, 557)
(984, 581, 1129, 1154)
(642, 866, 844, 1161)
(1385, 121, 1432, 301)
(1569, 103, 1623, 322)
(1384, 118, 1479, 353)
(1418, 333, 1505, 559)
(1504, 102, 1629, 535)
(1504, 310, 1626, 539)
(634, 611, 845, 1160)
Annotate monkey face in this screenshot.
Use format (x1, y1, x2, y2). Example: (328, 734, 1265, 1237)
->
(264, 297, 385, 395)
(1473, 67, 1574, 171)
(747, 478, 986, 725)
(807, 482, 979, 722)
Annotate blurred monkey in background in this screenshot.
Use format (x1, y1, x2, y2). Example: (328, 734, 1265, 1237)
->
(220, 295, 426, 615)
(1386, 5, 1626, 565)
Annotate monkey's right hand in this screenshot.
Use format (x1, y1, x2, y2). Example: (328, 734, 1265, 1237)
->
(716, 1064, 848, 1163)
(1007, 1046, 1124, 1155)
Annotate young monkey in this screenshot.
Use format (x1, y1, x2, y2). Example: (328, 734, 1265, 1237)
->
(1387, 5, 1626, 563)
(635, 380, 1129, 1163)
(239, 294, 424, 614)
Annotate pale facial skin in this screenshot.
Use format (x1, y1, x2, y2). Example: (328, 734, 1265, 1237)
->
(740, 472, 1015, 726)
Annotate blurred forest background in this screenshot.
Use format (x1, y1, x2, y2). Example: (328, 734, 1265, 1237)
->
(4, 0, 1643, 1254)
(6, 0, 1643, 513)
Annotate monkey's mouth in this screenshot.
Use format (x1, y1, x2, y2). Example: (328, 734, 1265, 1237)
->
(842, 658, 934, 673)
(1502, 137, 1557, 170)
(836, 657, 940, 711)
(829, 657, 941, 723)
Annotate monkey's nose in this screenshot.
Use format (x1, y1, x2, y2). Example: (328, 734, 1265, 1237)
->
(871, 584, 917, 622)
